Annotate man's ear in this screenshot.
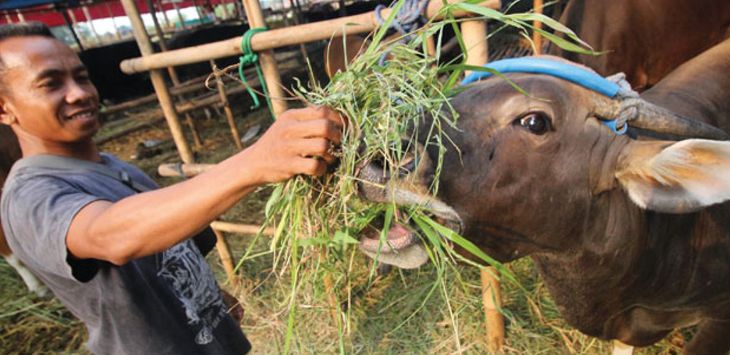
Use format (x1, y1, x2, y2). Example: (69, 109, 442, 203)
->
(615, 139, 730, 213)
(0, 100, 16, 126)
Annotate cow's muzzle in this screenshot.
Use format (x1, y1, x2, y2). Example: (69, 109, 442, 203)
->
(355, 144, 463, 269)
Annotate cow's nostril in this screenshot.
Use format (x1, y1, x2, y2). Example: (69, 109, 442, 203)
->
(398, 156, 417, 176)
(372, 156, 387, 170)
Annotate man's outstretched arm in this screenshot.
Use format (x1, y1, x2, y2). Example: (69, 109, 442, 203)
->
(66, 107, 343, 265)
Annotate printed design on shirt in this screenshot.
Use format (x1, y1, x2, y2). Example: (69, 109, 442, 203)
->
(157, 241, 226, 345)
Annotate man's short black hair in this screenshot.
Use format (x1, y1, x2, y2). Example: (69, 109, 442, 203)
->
(0, 22, 56, 94)
(0, 21, 54, 41)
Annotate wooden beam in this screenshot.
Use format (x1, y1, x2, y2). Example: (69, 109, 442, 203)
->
(120, 0, 501, 74)
(211, 221, 275, 236)
(212, 62, 243, 149)
(481, 267, 505, 352)
(463, 17, 505, 352)
(462, 20, 488, 75)
(240, 0, 288, 116)
(211, 227, 239, 286)
(532, 0, 543, 55)
(121, 0, 195, 163)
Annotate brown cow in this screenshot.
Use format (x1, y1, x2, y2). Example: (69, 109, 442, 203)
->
(548, 0, 730, 91)
(357, 39, 730, 353)
(0, 125, 47, 296)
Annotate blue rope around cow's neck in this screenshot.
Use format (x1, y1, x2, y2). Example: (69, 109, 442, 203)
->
(374, 0, 429, 66)
(239, 27, 274, 118)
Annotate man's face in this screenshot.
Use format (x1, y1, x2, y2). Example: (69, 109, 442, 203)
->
(0, 36, 100, 143)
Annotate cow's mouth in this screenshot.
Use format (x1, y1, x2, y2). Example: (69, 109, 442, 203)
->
(357, 204, 463, 270)
(355, 147, 463, 269)
(358, 219, 428, 269)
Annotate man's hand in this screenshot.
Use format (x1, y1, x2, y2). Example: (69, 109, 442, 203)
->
(240, 106, 345, 184)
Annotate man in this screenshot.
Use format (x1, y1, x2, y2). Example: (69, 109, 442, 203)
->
(0, 22, 343, 354)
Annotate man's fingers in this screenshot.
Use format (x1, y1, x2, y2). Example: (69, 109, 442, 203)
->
(295, 119, 342, 144)
(282, 106, 346, 128)
(296, 158, 328, 176)
(295, 138, 336, 163)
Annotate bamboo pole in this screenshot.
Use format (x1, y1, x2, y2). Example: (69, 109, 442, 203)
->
(82, 6, 102, 46)
(95, 101, 226, 145)
(101, 70, 246, 115)
(211, 62, 244, 149)
(156, 0, 171, 30)
(158, 162, 215, 177)
(172, 0, 186, 29)
(120, 0, 501, 74)
(481, 267, 505, 352)
(61, 8, 84, 51)
(462, 20, 488, 75)
(106, 3, 122, 41)
(532, 0, 543, 55)
(462, 17, 505, 352)
(146, 0, 204, 149)
(240, 0, 288, 116)
(66, 8, 86, 49)
(121, 0, 195, 163)
(212, 227, 239, 286)
(210, 221, 275, 236)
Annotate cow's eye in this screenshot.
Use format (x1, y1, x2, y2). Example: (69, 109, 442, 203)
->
(515, 112, 551, 135)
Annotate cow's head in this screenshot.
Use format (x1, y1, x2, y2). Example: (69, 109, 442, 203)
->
(356, 57, 730, 265)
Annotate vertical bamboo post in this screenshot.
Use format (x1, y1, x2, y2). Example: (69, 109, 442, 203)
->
(219, 0, 231, 19)
(193, 0, 205, 25)
(15, 9, 25, 22)
(462, 18, 505, 353)
(211, 62, 243, 149)
(121, 0, 195, 163)
(67, 7, 86, 48)
(426, 35, 436, 57)
(61, 8, 84, 51)
(462, 20, 488, 75)
(240, 0, 288, 116)
(146, 0, 204, 149)
(612, 340, 635, 355)
(481, 267, 505, 352)
(172, 0, 186, 29)
(156, 0, 171, 30)
(106, 3, 122, 41)
(532, 0, 543, 55)
(82, 6, 102, 46)
(212, 228, 239, 286)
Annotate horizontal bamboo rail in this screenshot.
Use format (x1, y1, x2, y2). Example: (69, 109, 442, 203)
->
(95, 102, 226, 145)
(158, 163, 215, 177)
(211, 221, 275, 236)
(120, 0, 500, 74)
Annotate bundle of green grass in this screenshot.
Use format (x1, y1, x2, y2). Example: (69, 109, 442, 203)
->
(238, 1, 592, 351)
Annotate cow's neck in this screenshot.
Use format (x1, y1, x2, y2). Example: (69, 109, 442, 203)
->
(532, 193, 730, 341)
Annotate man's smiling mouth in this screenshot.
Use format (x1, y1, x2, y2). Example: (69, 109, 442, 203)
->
(64, 110, 97, 122)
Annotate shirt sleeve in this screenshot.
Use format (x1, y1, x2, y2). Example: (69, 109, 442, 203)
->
(192, 227, 217, 256)
(3, 175, 103, 282)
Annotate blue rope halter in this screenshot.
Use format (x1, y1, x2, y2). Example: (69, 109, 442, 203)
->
(460, 57, 637, 135)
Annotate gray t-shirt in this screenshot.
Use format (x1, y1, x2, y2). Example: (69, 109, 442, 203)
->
(1, 153, 250, 354)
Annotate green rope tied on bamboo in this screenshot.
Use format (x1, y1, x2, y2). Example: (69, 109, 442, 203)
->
(239, 27, 273, 116)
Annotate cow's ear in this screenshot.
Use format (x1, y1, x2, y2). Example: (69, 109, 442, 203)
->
(615, 139, 730, 213)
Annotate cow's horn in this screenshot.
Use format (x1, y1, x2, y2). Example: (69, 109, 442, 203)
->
(594, 96, 728, 140)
